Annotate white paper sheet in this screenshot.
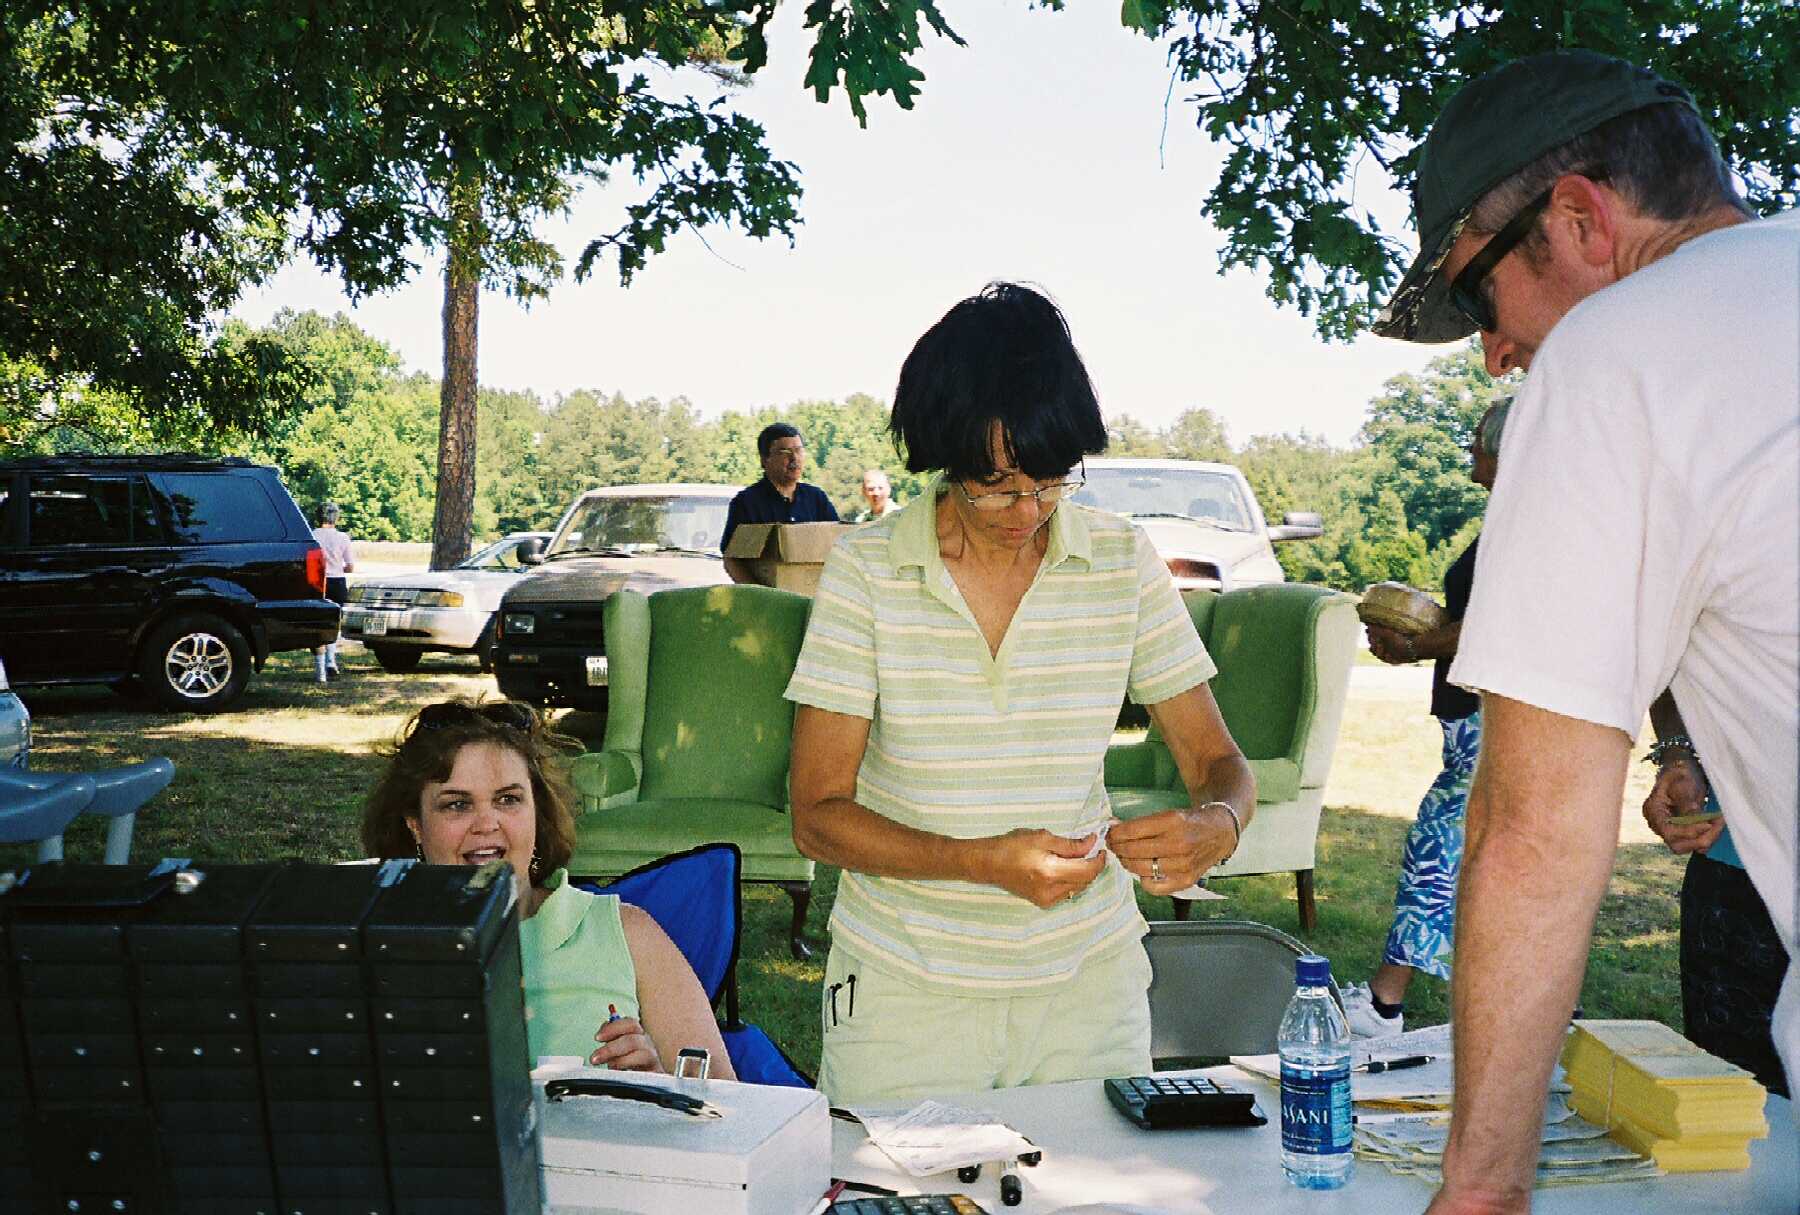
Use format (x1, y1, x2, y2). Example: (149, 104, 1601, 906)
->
(849, 1099, 1038, 1177)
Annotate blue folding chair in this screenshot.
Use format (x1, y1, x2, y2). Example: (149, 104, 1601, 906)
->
(583, 842, 813, 1088)
(0, 758, 174, 863)
(0, 774, 97, 855)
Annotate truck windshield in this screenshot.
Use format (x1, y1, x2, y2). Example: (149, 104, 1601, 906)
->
(546, 496, 731, 559)
(1080, 468, 1253, 531)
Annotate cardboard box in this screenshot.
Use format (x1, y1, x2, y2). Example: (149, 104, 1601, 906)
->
(723, 522, 854, 596)
(535, 1062, 830, 1215)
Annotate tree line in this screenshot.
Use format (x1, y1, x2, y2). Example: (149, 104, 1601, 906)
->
(6, 309, 1508, 593)
(3, 5, 1790, 568)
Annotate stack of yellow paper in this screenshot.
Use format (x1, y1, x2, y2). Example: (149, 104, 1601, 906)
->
(1561, 1020, 1769, 1172)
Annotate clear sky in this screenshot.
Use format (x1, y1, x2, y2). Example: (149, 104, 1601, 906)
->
(231, 3, 1452, 448)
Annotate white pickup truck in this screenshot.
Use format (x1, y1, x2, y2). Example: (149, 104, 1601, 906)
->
(1079, 457, 1322, 592)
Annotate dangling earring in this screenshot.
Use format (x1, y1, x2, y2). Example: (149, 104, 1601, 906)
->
(412, 834, 423, 860)
(529, 848, 543, 882)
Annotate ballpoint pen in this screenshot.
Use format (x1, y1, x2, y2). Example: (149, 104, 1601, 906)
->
(1354, 1054, 1436, 1073)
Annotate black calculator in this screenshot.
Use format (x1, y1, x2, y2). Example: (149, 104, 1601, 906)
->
(1104, 1074, 1268, 1129)
(830, 1198, 988, 1215)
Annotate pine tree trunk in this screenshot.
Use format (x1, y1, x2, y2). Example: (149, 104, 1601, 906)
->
(430, 188, 482, 570)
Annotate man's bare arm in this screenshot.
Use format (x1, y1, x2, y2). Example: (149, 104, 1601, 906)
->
(1427, 692, 1631, 1215)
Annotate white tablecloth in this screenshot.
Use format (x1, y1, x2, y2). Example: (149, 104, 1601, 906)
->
(829, 1066, 1799, 1214)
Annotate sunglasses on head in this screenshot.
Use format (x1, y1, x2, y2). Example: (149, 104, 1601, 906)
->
(413, 700, 536, 735)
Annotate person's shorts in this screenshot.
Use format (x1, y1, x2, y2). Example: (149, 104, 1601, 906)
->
(324, 576, 349, 606)
(818, 938, 1153, 1106)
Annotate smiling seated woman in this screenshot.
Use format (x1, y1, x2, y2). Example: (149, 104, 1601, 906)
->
(360, 698, 734, 1078)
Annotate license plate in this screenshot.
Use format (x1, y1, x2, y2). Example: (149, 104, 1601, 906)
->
(362, 615, 388, 636)
(584, 655, 608, 686)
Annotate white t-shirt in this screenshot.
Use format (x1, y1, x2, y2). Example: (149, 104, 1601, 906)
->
(1451, 210, 1800, 1087)
(312, 525, 354, 578)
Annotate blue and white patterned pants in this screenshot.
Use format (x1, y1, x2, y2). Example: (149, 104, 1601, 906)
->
(1381, 710, 1482, 978)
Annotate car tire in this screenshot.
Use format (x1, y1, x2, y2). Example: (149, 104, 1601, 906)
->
(139, 614, 252, 713)
(371, 645, 424, 674)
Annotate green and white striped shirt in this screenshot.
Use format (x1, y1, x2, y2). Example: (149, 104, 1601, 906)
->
(785, 480, 1216, 993)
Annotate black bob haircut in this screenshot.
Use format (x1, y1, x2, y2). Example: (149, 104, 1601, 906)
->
(889, 282, 1108, 482)
(757, 421, 801, 460)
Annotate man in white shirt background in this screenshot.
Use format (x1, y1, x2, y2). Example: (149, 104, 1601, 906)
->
(311, 502, 355, 683)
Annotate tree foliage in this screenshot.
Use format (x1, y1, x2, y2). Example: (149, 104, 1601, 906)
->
(1357, 346, 1505, 550)
(7, 2, 1792, 571)
(235, 312, 1501, 594)
(1106, 0, 1800, 338)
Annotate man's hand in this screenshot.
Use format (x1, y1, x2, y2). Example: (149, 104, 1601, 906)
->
(1641, 754, 1725, 855)
(983, 829, 1108, 908)
(1424, 1186, 1531, 1215)
(1367, 622, 1417, 665)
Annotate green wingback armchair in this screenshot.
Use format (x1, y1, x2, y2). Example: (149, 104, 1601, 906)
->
(1105, 582, 1359, 932)
(567, 584, 817, 958)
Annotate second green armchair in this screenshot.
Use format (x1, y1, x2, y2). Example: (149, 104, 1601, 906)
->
(1105, 582, 1359, 932)
(568, 584, 817, 958)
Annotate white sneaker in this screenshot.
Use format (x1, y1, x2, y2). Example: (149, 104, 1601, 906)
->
(1340, 981, 1405, 1039)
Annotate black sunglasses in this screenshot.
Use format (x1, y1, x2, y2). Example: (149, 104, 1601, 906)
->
(1446, 187, 1553, 334)
(1448, 170, 1610, 334)
(412, 700, 536, 736)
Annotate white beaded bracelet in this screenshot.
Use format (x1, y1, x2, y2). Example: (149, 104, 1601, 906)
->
(1201, 799, 1242, 854)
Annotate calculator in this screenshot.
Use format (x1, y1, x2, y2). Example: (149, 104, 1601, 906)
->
(830, 1197, 988, 1215)
(1104, 1074, 1268, 1129)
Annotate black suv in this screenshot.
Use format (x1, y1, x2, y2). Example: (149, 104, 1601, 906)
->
(0, 454, 340, 711)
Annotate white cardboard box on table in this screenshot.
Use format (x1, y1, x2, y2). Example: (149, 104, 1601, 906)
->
(533, 1061, 830, 1215)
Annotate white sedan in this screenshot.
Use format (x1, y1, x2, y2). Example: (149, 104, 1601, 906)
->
(343, 532, 552, 673)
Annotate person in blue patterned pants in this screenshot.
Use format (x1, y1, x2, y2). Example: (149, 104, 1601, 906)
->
(1344, 400, 1507, 1038)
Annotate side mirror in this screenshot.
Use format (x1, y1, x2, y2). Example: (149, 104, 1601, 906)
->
(1268, 511, 1323, 542)
(518, 537, 546, 565)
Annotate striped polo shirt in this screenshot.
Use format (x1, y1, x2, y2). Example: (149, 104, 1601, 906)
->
(785, 480, 1216, 993)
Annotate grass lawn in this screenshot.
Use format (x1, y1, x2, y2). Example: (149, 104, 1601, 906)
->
(4, 646, 1686, 1077)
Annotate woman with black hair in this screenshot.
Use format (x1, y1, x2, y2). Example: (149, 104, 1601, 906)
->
(786, 282, 1254, 1104)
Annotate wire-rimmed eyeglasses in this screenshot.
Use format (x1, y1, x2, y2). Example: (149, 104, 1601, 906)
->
(955, 466, 1086, 513)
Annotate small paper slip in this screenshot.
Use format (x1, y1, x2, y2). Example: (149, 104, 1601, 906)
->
(849, 1100, 1036, 1177)
(1077, 821, 1113, 860)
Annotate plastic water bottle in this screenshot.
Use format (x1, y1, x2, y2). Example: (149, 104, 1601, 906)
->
(1279, 954, 1354, 1189)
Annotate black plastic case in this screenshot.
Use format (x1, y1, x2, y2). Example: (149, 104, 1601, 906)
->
(0, 859, 541, 1215)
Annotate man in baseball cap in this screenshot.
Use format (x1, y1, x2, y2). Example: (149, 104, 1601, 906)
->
(1372, 51, 1799, 1215)
(1374, 49, 1706, 344)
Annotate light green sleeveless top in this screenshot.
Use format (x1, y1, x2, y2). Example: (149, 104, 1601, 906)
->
(517, 868, 639, 1064)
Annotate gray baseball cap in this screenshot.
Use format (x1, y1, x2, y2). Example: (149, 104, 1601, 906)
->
(1373, 50, 1698, 343)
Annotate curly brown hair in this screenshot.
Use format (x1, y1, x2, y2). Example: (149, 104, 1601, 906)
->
(360, 698, 581, 884)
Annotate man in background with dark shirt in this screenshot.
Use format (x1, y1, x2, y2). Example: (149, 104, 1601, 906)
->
(721, 422, 839, 583)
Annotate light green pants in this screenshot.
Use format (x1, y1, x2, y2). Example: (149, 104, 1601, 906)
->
(817, 938, 1153, 1106)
